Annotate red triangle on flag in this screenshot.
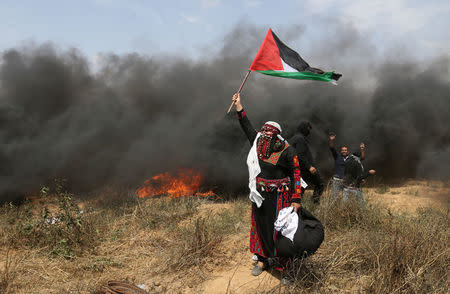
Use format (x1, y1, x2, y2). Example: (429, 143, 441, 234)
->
(249, 29, 283, 71)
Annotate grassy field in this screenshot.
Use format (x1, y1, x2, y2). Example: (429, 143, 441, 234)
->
(0, 180, 448, 293)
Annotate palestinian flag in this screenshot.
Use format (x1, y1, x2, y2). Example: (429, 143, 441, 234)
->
(250, 29, 342, 84)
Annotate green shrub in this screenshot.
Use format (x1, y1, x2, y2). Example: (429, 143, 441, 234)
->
(0, 180, 98, 259)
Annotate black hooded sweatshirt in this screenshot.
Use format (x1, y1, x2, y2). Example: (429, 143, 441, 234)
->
(343, 155, 370, 188)
(289, 122, 314, 171)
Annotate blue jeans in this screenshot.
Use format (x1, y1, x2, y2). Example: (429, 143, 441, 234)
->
(331, 177, 344, 201)
(342, 187, 365, 204)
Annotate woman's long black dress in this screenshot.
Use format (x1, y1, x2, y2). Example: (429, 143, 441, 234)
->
(237, 109, 302, 263)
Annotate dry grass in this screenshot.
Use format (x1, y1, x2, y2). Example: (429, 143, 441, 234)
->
(0, 185, 248, 293)
(0, 181, 448, 293)
(0, 250, 21, 293)
(365, 179, 450, 212)
(0, 182, 99, 259)
(279, 188, 450, 294)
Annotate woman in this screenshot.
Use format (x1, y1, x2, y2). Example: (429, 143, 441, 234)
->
(232, 93, 303, 276)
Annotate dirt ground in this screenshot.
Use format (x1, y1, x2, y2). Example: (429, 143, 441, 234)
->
(365, 180, 449, 212)
(1, 180, 448, 293)
(194, 180, 450, 294)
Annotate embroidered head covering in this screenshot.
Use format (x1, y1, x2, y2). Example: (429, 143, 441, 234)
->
(261, 121, 282, 134)
(257, 121, 285, 160)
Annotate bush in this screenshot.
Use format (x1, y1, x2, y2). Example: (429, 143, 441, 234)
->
(0, 180, 98, 259)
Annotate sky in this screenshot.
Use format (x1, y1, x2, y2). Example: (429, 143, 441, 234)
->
(0, 0, 449, 195)
(1, 0, 449, 65)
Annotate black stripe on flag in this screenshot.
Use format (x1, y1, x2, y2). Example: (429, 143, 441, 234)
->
(271, 30, 342, 81)
(271, 31, 317, 72)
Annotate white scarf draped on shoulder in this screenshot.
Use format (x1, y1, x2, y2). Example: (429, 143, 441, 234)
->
(246, 121, 307, 208)
(247, 132, 263, 207)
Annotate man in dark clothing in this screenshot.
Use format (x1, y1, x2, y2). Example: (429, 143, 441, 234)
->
(290, 121, 324, 203)
(342, 155, 375, 203)
(329, 133, 366, 201)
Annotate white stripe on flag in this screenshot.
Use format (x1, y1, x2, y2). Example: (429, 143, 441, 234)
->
(281, 59, 297, 72)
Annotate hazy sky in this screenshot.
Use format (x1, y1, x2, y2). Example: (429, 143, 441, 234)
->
(0, 1, 449, 195)
(1, 0, 449, 62)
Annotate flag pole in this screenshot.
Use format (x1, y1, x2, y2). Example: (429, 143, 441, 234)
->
(227, 70, 251, 114)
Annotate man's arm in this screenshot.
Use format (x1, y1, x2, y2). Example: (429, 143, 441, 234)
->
(360, 142, 365, 160)
(359, 169, 375, 181)
(329, 133, 338, 159)
(358, 169, 375, 186)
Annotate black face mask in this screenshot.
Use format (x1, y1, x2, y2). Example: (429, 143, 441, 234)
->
(271, 136, 284, 152)
(297, 122, 311, 137)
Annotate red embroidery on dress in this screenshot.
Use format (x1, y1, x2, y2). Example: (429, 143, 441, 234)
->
(262, 143, 290, 165)
(251, 178, 293, 259)
(292, 155, 302, 201)
(256, 177, 290, 192)
(237, 110, 247, 119)
(273, 189, 292, 259)
(249, 206, 266, 257)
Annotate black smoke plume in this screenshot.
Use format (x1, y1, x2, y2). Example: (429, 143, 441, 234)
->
(0, 25, 448, 201)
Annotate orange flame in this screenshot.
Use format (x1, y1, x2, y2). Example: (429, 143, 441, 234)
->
(136, 169, 214, 198)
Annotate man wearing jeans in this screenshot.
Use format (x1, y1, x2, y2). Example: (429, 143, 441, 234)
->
(329, 133, 365, 201)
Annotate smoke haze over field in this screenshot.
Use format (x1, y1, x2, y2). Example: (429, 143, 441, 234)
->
(0, 24, 449, 200)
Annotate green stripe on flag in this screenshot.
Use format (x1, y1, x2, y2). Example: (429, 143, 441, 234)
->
(257, 70, 336, 82)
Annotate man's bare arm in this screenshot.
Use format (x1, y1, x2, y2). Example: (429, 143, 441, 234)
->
(360, 142, 365, 160)
(329, 133, 338, 159)
(329, 133, 336, 148)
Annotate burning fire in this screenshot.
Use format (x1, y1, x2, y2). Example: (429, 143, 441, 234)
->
(136, 169, 214, 198)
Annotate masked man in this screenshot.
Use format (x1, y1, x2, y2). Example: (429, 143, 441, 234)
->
(289, 122, 324, 203)
(232, 93, 304, 276)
